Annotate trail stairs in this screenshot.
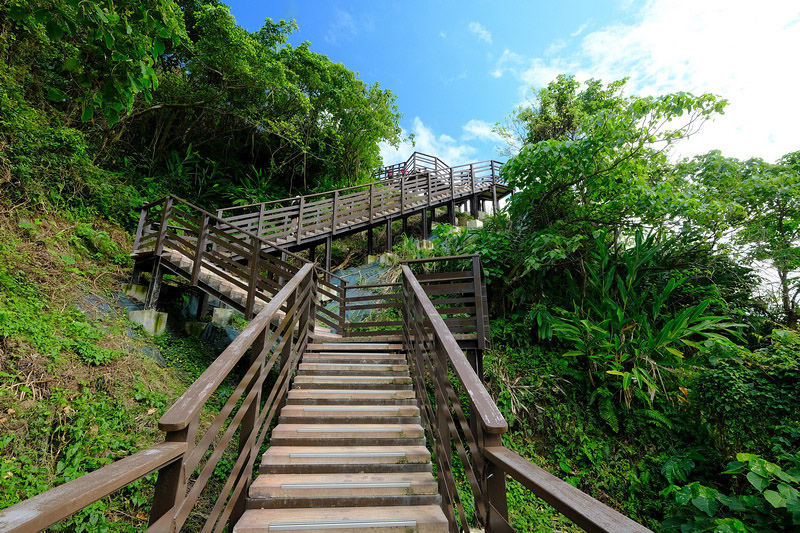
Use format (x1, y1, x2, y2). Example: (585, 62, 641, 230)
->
(0, 154, 652, 533)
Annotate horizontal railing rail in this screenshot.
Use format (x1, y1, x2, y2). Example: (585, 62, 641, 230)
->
(400, 263, 652, 533)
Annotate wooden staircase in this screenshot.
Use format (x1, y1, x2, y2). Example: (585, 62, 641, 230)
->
(234, 337, 448, 532)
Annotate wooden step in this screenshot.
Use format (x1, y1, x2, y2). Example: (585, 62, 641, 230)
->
(259, 445, 431, 474)
(234, 505, 448, 532)
(302, 354, 407, 364)
(292, 376, 412, 389)
(247, 472, 440, 508)
(278, 404, 420, 425)
(286, 389, 417, 404)
(298, 362, 410, 374)
(270, 423, 425, 446)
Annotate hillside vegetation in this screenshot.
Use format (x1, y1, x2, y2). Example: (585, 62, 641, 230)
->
(1, 1, 799, 532)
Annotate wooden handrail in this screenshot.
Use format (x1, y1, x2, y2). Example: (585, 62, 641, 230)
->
(483, 447, 653, 533)
(0, 442, 186, 533)
(400, 254, 480, 263)
(401, 265, 507, 433)
(159, 263, 313, 431)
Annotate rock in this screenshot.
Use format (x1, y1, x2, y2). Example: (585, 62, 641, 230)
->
(379, 252, 399, 266)
(128, 309, 168, 336)
(466, 219, 484, 229)
(419, 240, 434, 250)
(180, 294, 200, 319)
(212, 307, 235, 325)
(140, 346, 166, 367)
(184, 321, 206, 337)
(200, 323, 240, 354)
(477, 211, 488, 221)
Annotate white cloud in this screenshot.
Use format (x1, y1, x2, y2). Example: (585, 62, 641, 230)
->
(495, 0, 800, 162)
(469, 22, 492, 44)
(462, 119, 503, 143)
(380, 118, 478, 167)
(440, 31, 447, 38)
(324, 9, 358, 44)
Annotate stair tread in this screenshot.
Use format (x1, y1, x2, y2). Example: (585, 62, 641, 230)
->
(261, 445, 430, 465)
(280, 405, 420, 417)
(249, 472, 438, 498)
(234, 505, 448, 532)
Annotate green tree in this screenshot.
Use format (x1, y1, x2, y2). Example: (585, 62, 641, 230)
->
(675, 151, 800, 327)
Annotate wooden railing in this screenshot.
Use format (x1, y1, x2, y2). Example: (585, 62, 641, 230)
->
(401, 264, 653, 533)
(215, 154, 505, 248)
(133, 195, 347, 331)
(0, 264, 317, 532)
(338, 255, 489, 350)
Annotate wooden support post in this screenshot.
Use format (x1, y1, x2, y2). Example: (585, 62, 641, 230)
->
(257, 203, 265, 241)
(402, 216, 408, 236)
(386, 218, 393, 252)
(449, 200, 456, 225)
(367, 227, 373, 256)
(278, 251, 287, 286)
(421, 209, 428, 240)
(471, 194, 480, 218)
(198, 292, 209, 318)
(492, 185, 498, 214)
(309, 243, 316, 264)
(427, 172, 432, 206)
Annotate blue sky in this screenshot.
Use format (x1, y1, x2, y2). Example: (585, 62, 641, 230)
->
(226, 0, 800, 166)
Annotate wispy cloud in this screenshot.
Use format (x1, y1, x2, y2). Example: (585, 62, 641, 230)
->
(491, 0, 800, 162)
(571, 21, 589, 37)
(469, 22, 492, 44)
(462, 119, 503, 143)
(380, 118, 478, 167)
(324, 8, 358, 44)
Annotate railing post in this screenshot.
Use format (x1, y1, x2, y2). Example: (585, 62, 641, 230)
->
(154, 196, 173, 257)
(450, 168, 455, 201)
(245, 236, 260, 319)
(148, 424, 196, 528)
(339, 279, 347, 335)
(296, 196, 305, 245)
(369, 183, 374, 225)
(400, 176, 405, 216)
(332, 190, 339, 234)
(191, 215, 210, 286)
(231, 325, 268, 526)
(482, 433, 510, 533)
(427, 172, 432, 207)
(472, 256, 487, 352)
(132, 207, 148, 253)
(470, 163, 476, 197)
(256, 203, 265, 240)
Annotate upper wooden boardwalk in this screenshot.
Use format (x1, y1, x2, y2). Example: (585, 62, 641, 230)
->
(212, 152, 508, 253)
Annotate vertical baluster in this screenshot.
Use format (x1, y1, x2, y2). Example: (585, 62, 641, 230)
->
(245, 235, 260, 319)
(332, 190, 339, 234)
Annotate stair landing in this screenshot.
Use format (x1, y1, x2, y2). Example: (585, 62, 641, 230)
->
(233, 338, 448, 533)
